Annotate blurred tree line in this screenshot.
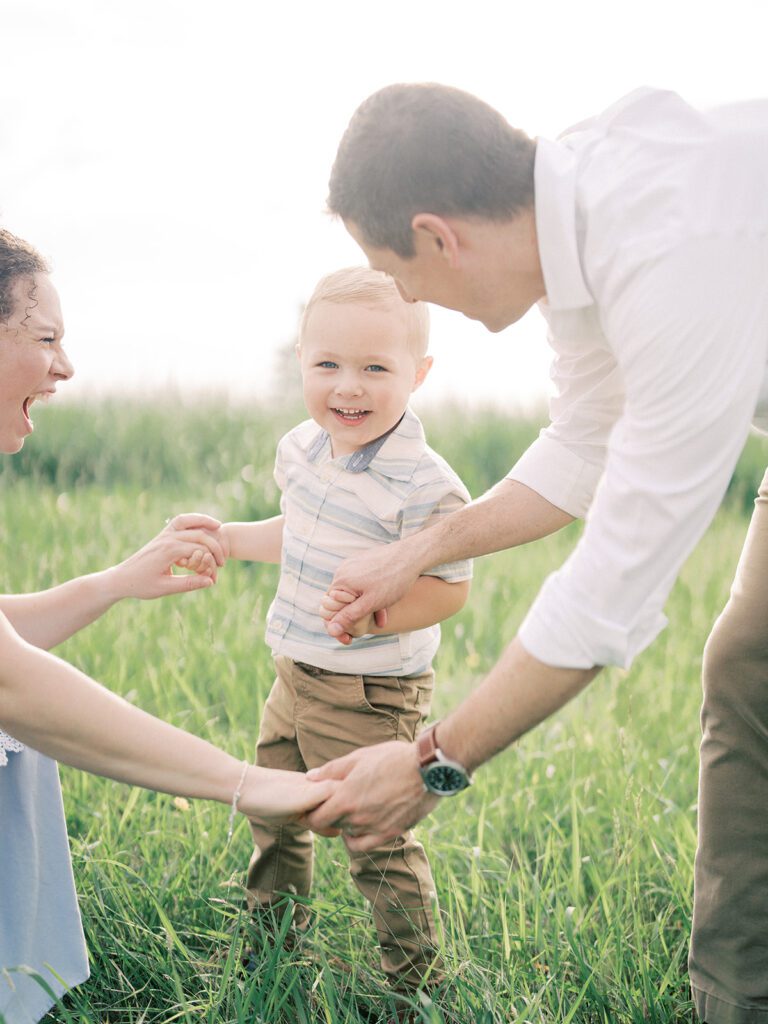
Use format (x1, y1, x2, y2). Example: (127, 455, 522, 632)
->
(4, 395, 766, 521)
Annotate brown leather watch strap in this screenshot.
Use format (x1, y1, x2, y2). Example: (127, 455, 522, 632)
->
(416, 723, 439, 767)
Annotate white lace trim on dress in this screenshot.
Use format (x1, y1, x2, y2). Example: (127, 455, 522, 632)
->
(0, 728, 24, 766)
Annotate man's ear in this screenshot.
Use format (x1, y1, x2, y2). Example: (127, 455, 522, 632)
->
(295, 341, 301, 361)
(412, 355, 434, 392)
(411, 214, 460, 267)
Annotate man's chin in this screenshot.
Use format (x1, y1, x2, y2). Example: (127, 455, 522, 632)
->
(457, 306, 518, 332)
(472, 313, 514, 334)
(485, 306, 531, 333)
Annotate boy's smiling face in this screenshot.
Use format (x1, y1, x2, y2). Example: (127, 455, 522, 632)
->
(298, 299, 432, 457)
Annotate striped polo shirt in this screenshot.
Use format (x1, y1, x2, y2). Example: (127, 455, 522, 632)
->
(265, 407, 472, 676)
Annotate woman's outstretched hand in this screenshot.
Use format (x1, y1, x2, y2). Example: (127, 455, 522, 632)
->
(106, 513, 226, 598)
(238, 765, 338, 823)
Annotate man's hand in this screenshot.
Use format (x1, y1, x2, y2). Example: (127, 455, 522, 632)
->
(105, 513, 226, 598)
(303, 740, 439, 851)
(325, 542, 420, 643)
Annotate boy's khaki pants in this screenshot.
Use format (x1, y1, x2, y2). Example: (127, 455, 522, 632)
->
(690, 468, 768, 1022)
(246, 655, 440, 989)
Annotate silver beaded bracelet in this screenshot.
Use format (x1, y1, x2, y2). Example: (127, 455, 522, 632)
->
(226, 760, 250, 844)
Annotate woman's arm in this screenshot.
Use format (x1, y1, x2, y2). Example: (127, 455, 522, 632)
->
(0, 610, 331, 820)
(0, 514, 225, 650)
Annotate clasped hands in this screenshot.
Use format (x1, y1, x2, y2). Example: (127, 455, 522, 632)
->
(106, 513, 226, 599)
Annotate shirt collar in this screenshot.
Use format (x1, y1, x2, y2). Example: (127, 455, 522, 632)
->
(534, 136, 594, 312)
(305, 407, 426, 480)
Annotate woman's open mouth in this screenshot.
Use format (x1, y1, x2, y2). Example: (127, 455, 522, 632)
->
(22, 396, 34, 430)
(21, 393, 51, 432)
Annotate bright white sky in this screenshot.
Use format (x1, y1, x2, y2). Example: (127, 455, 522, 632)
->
(2, 0, 766, 411)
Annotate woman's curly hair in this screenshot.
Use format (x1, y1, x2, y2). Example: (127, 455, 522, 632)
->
(0, 229, 50, 324)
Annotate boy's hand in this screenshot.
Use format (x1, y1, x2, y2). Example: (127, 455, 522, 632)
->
(107, 514, 226, 598)
(173, 516, 231, 575)
(319, 587, 375, 643)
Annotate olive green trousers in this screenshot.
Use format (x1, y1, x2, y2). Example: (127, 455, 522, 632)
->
(690, 469, 768, 1022)
(246, 655, 441, 989)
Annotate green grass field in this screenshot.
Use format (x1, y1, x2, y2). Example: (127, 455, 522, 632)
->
(3, 400, 764, 1023)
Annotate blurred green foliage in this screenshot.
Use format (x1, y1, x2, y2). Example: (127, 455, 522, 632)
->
(5, 397, 765, 516)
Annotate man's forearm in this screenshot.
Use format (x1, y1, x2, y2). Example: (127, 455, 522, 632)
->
(328, 479, 574, 641)
(404, 479, 574, 576)
(437, 636, 598, 773)
(303, 636, 599, 845)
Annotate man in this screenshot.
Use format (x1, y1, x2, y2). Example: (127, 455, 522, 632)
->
(305, 83, 768, 1022)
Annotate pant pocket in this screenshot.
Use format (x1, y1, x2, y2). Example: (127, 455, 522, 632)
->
(358, 674, 407, 722)
(359, 670, 435, 743)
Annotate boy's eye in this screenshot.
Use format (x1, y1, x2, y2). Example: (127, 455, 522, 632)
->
(365, 364, 387, 373)
(317, 360, 338, 369)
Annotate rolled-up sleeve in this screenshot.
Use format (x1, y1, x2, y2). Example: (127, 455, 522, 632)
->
(401, 482, 473, 584)
(519, 235, 768, 669)
(508, 306, 625, 517)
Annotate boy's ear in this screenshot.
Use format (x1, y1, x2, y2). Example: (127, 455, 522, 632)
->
(412, 355, 434, 392)
(411, 214, 460, 267)
(295, 342, 301, 361)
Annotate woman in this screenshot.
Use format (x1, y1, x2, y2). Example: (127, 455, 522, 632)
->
(0, 228, 332, 1023)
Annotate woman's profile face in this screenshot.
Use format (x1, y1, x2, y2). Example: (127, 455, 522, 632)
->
(0, 273, 73, 453)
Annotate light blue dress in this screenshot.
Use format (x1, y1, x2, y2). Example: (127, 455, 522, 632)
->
(0, 732, 89, 1023)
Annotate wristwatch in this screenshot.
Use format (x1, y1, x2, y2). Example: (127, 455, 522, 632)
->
(416, 723, 472, 796)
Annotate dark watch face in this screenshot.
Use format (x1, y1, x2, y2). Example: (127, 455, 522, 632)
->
(424, 763, 468, 794)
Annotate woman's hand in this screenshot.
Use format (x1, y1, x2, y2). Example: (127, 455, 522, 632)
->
(238, 765, 337, 822)
(104, 513, 226, 599)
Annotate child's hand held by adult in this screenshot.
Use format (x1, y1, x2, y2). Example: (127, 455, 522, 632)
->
(106, 513, 225, 598)
(319, 587, 376, 643)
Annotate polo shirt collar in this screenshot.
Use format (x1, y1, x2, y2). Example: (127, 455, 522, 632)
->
(534, 136, 594, 311)
(305, 407, 426, 480)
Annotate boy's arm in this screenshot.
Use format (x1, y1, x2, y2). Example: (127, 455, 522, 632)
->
(221, 515, 283, 563)
(321, 575, 470, 640)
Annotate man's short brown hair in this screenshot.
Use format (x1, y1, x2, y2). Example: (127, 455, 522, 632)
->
(328, 83, 536, 258)
(0, 228, 49, 323)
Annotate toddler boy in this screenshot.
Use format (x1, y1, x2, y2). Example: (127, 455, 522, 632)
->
(221, 267, 472, 989)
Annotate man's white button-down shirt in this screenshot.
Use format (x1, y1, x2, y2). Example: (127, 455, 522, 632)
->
(510, 87, 768, 669)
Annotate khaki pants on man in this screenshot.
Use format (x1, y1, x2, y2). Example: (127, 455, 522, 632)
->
(246, 655, 441, 989)
(690, 469, 768, 1022)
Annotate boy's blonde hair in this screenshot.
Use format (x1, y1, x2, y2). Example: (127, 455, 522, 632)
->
(299, 266, 430, 358)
